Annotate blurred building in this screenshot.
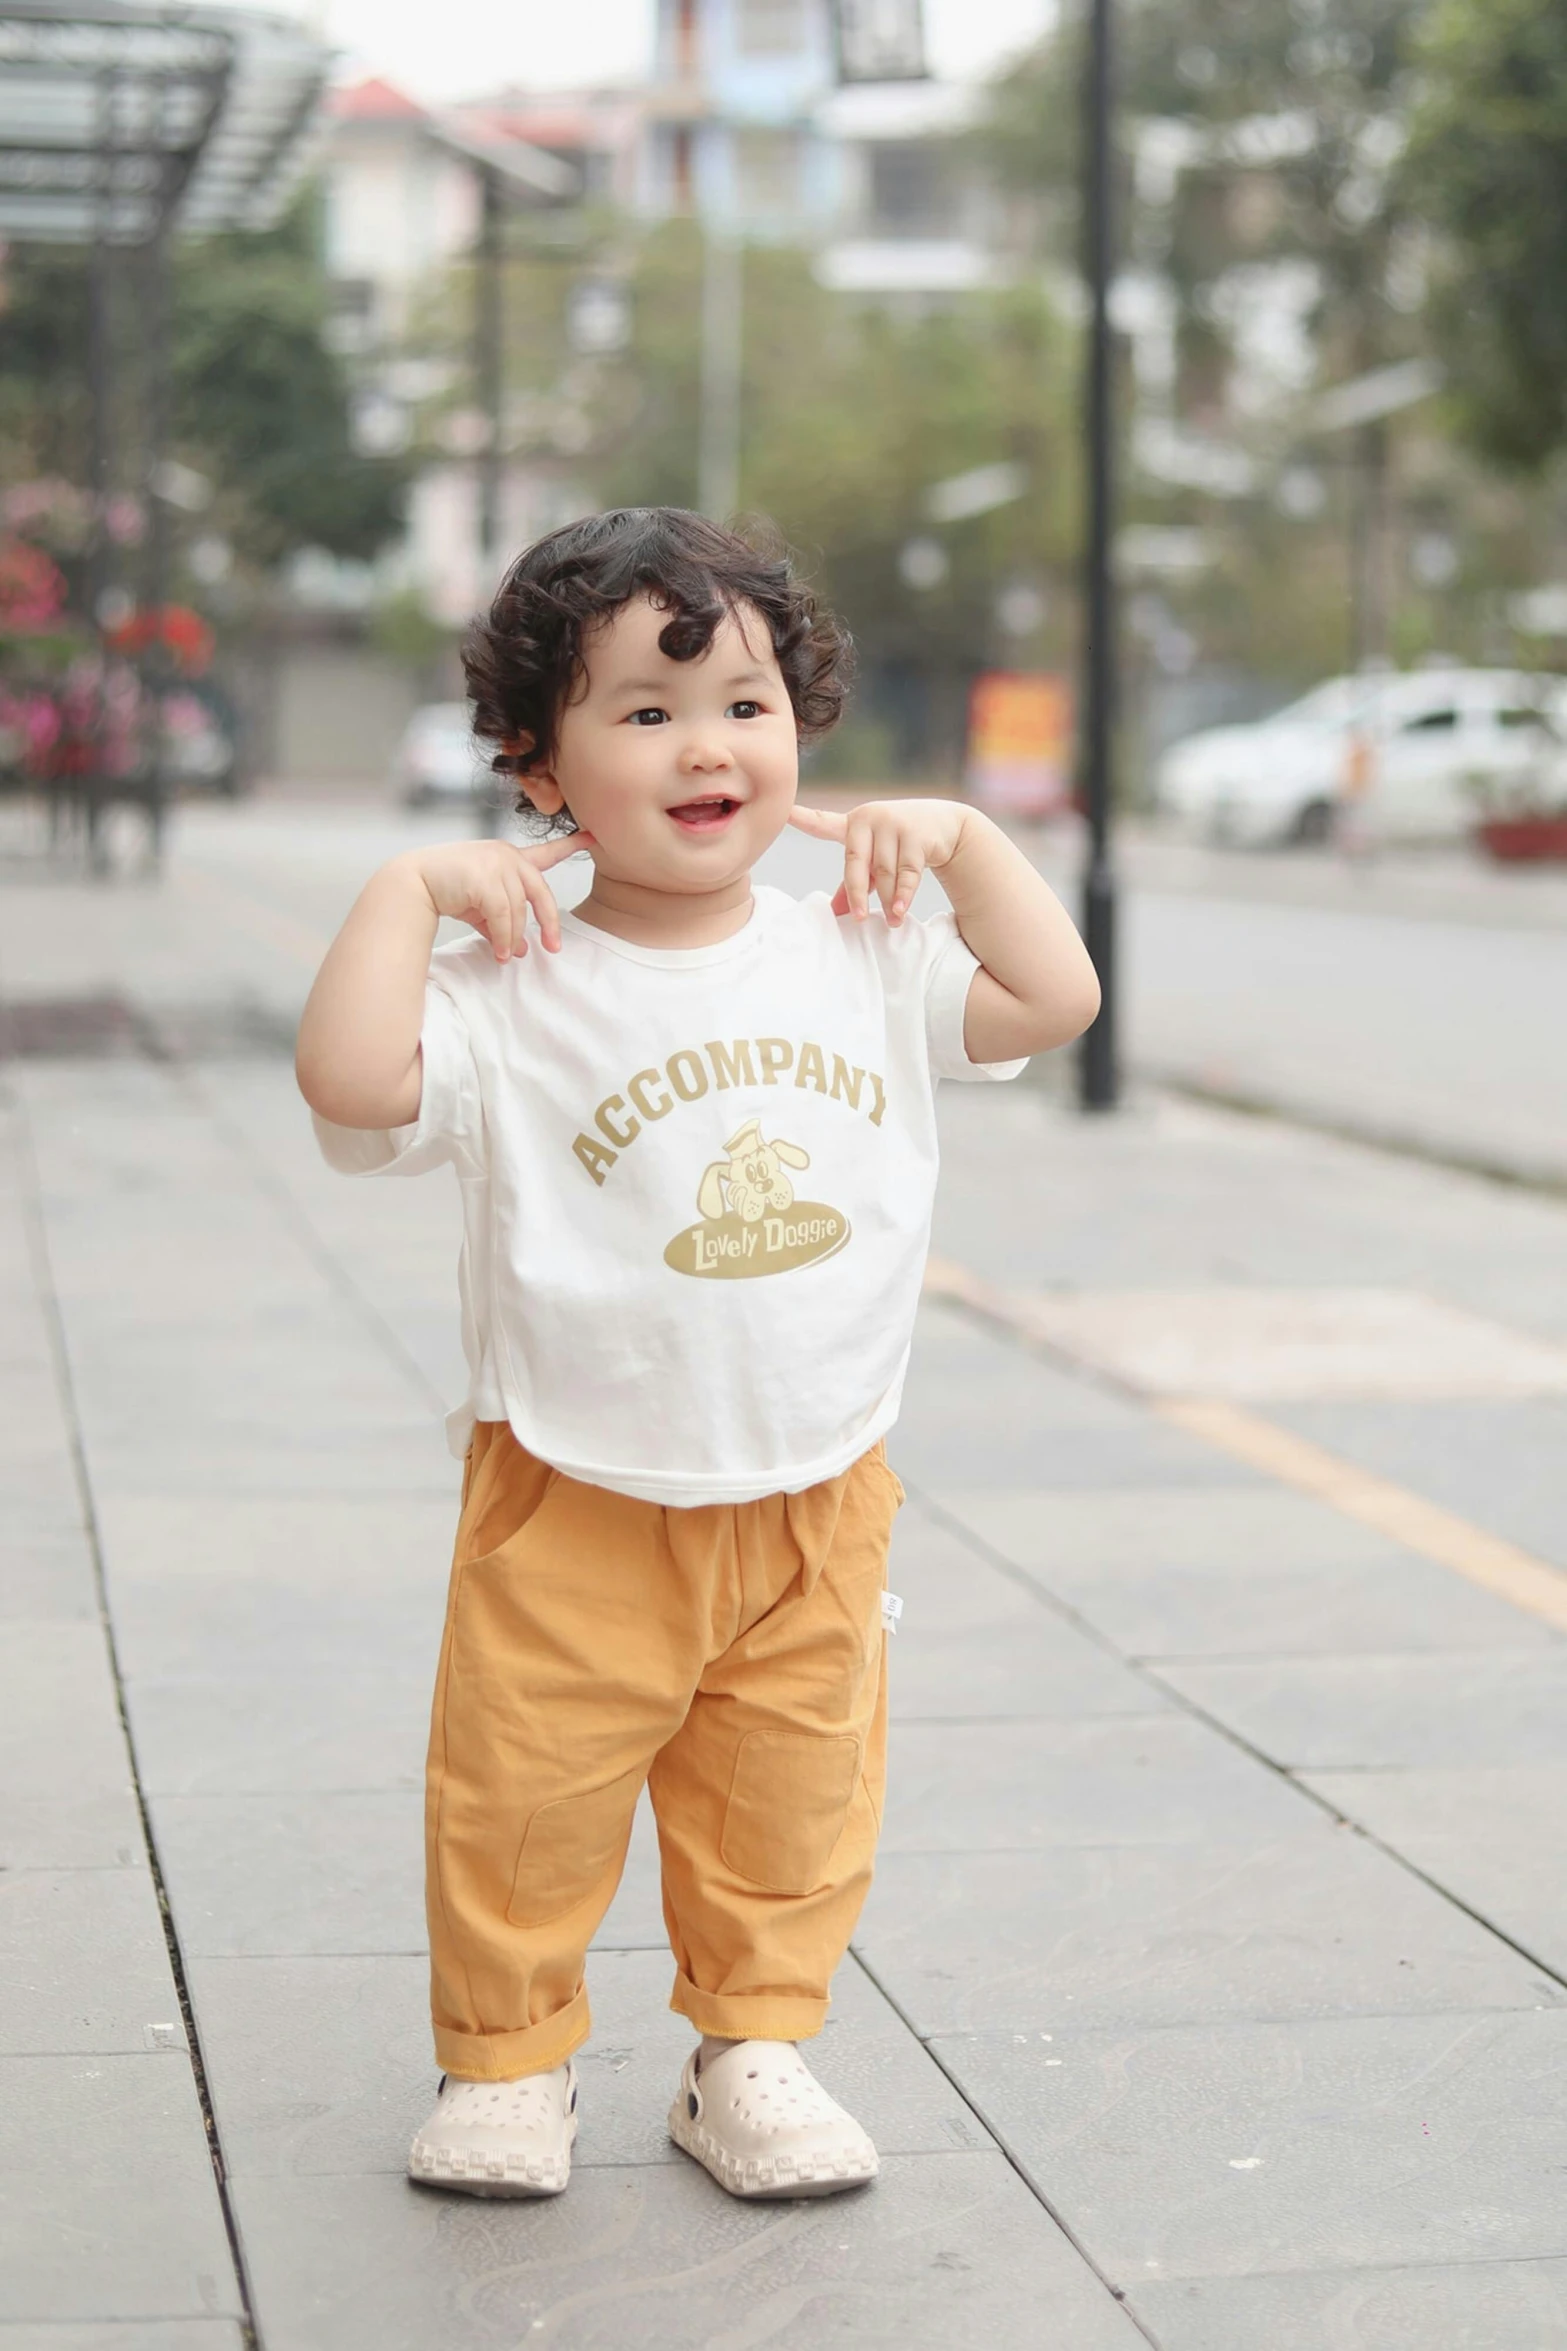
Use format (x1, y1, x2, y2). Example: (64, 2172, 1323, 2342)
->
(639, 0, 1000, 294)
(286, 10, 1003, 762)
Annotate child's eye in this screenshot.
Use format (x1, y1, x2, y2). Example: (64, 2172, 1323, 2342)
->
(627, 707, 668, 726)
(728, 700, 762, 721)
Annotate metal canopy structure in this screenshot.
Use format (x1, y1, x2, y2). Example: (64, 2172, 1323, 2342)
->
(0, 3, 331, 869)
(0, 0, 329, 249)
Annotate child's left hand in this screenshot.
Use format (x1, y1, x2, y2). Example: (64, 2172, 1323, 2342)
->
(787, 797, 971, 926)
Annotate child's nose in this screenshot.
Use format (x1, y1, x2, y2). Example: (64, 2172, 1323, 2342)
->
(679, 733, 735, 772)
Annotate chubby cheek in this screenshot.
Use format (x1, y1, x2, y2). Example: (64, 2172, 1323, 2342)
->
(555, 755, 661, 849)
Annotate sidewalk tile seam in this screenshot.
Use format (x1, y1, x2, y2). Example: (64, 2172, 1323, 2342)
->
(8, 1091, 255, 2342)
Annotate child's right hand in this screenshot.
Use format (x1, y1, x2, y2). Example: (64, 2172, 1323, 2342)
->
(412, 835, 594, 963)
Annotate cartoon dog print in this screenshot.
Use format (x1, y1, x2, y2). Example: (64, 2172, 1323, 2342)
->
(696, 1119, 811, 1225)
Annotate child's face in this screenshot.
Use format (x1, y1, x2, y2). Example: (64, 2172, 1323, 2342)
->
(524, 595, 798, 896)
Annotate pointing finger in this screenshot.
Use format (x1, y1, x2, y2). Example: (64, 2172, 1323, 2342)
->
(524, 831, 596, 872)
(517, 860, 563, 953)
(843, 814, 874, 920)
(786, 803, 848, 841)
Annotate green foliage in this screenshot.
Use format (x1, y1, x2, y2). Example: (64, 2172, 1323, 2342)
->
(368, 588, 455, 673)
(980, 0, 1426, 385)
(0, 195, 405, 570)
(590, 224, 1081, 682)
(1404, 0, 1567, 471)
(172, 201, 405, 563)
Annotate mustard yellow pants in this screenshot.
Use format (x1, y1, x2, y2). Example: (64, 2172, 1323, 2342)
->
(425, 1421, 900, 2081)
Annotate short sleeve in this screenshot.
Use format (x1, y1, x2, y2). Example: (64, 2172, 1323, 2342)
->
(922, 911, 1030, 1084)
(312, 979, 485, 1179)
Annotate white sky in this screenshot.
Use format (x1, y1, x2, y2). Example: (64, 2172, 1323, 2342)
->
(269, 0, 1049, 101)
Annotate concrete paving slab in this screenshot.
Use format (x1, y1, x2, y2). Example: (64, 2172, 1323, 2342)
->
(933, 2008, 1567, 2278)
(184, 1947, 987, 2181)
(855, 1831, 1563, 2035)
(928, 1087, 1567, 1320)
(1270, 1397, 1567, 1573)
(124, 1671, 430, 1796)
(928, 1483, 1407, 1576)
(148, 1792, 425, 1956)
(0, 1520, 98, 1624)
(233, 2150, 1144, 2351)
(107, 1577, 440, 1683)
(0, 1626, 142, 1870)
(898, 1301, 1144, 1433)
(92, 1492, 453, 1685)
(881, 1715, 1319, 1852)
(82, 1441, 457, 1502)
(1133, 2258, 1567, 2349)
(1017, 1284, 1567, 1401)
(0, 2054, 238, 2324)
(1037, 1552, 1561, 1660)
(0, 1626, 133, 1800)
(179, 1953, 434, 2185)
(1157, 1648, 1567, 1769)
(0, 2328, 245, 2350)
(0, 1446, 81, 1517)
(885, 1507, 1173, 1720)
(888, 1615, 1169, 1721)
(895, 1419, 1265, 1492)
(95, 1491, 458, 1592)
(0, 1789, 145, 1875)
(0, 1871, 183, 2056)
(1303, 1764, 1567, 1977)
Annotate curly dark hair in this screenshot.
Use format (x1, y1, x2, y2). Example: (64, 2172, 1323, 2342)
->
(462, 507, 853, 823)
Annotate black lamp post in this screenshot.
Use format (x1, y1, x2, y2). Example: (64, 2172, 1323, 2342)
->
(1078, 0, 1119, 1110)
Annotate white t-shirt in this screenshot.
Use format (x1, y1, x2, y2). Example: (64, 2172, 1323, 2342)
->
(314, 884, 1024, 1505)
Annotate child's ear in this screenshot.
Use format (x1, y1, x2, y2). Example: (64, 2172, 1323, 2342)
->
(507, 737, 566, 817)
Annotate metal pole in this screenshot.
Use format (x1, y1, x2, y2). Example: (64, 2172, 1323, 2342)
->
(1077, 0, 1119, 1111)
(137, 144, 174, 872)
(85, 70, 114, 635)
(475, 165, 503, 578)
(698, 218, 742, 521)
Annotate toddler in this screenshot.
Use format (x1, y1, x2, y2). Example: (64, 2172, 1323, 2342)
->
(295, 508, 1099, 2201)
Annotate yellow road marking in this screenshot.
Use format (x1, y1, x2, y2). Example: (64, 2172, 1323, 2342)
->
(923, 1253, 1567, 1635)
(1157, 1397, 1567, 1634)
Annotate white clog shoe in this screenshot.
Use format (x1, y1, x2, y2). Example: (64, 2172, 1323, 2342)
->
(668, 2040, 878, 2199)
(408, 2061, 578, 2197)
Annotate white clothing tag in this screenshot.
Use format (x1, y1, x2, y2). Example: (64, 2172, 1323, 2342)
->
(881, 1591, 903, 1636)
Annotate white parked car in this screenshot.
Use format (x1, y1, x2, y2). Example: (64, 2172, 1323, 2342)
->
(394, 702, 496, 807)
(1155, 669, 1567, 846)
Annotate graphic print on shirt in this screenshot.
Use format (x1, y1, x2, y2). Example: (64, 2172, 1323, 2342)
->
(663, 1117, 851, 1280)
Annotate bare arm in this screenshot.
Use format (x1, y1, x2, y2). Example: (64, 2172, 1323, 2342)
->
(786, 800, 1101, 1061)
(295, 836, 586, 1130)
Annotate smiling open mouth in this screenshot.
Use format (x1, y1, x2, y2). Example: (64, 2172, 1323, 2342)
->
(668, 797, 740, 831)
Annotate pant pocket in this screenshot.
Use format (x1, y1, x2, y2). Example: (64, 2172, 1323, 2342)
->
(719, 1730, 861, 1895)
(507, 1762, 645, 1927)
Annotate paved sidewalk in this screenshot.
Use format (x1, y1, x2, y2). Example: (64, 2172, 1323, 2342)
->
(6, 805, 1567, 2347)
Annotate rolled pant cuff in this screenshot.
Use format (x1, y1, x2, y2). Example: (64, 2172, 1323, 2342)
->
(433, 1986, 591, 2082)
(669, 1971, 830, 2043)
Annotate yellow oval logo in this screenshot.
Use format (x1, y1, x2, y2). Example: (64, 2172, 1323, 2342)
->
(665, 1201, 852, 1281)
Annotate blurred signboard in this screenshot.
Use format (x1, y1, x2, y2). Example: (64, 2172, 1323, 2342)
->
(829, 0, 929, 84)
(966, 672, 1074, 819)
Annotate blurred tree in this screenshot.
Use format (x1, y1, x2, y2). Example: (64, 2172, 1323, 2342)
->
(1404, 0, 1567, 471)
(585, 223, 1081, 773)
(0, 197, 405, 570)
(980, 0, 1428, 401)
(171, 199, 406, 564)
